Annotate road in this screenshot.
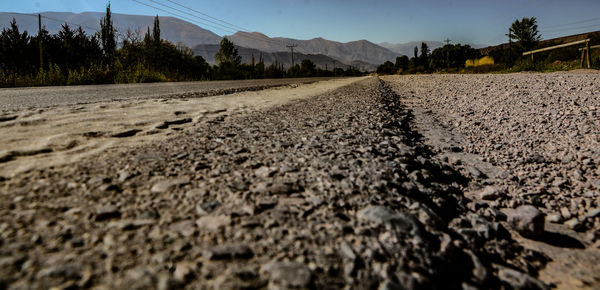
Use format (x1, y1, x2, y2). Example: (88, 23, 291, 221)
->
(0, 77, 335, 112)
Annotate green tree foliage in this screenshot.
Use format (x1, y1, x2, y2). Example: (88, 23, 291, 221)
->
(395, 56, 409, 72)
(420, 42, 430, 70)
(429, 44, 481, 70)
(376, 61, 395, 74)
(509, 17, 541, 51)
(299, 59, 316, 77)
(100, 3, 116, 67)
(153, 15, 160, 46)
(215, 37, 241, 66)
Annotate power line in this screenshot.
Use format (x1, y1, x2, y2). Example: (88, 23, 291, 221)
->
(150, 0, 312, 55)
(132, 0, 236, 34)
(144, 0, 239, 33)
(541, 16, 600, 29)
(134, 0, 298, 53)
(540, 22, 600, 33)
(163, 0, 246, 31)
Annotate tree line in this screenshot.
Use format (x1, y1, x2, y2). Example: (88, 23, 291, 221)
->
(377, 42, 481, 74)
(377, 17, 599, 74)
(0, 4, 364, 88)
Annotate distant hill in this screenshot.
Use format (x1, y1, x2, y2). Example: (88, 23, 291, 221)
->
(227, 32, 400, 65)
(193, 44, 378, 71)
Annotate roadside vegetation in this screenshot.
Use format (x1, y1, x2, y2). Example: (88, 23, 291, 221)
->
(0, 4, 364, 88)
(377, 17, 600, 75)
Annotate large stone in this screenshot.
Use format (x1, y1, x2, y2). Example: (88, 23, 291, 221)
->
(508, 205, 545, 238)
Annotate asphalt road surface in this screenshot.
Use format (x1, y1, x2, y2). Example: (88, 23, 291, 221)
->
(0, 77, 334, 112)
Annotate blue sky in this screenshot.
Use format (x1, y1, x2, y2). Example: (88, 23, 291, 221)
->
(2, 0, 600, 45)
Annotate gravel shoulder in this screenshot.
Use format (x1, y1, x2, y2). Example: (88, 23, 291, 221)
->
(1, 77, 550, 289)
(382, 72, 600, 289)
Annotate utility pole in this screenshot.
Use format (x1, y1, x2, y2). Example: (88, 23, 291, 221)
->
(507, 28, 512, 65)
(444, 38, 451, 69)
(287, 44, 298, 67)
(332, 60, 337, 76)
(38, 14, 43, 69)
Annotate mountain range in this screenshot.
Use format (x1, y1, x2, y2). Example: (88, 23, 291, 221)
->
(0, 11, 484, 71)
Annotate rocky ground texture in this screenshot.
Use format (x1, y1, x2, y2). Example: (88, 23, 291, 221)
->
(0, 77, 554, 289)
(384, 72, 600, 289)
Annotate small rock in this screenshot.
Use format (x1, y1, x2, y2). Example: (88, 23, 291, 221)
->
(357, 205, 421, 235)
(478, 186, 506, 201)
(565, 218, 584, 231)
(508, 205, 545, 238)
(196, 215, 230, 232)
(151, 178, 190, 193)
(560, 207, 572, 220)
(174, 261, 196, 282)
(467, 166, 485, 179)
(262, 262, 312, 288)
(169, 220, 196, 237)
(545, 213, 563, 223)
(36, 264, 82, 280)
(195, 200, 220, 215)
(378, 279, 403, 290)
(255, 166, 277, 178)
(497, 266, 547, 290)
(203, 244, 253, 260)
(585, 208, 600, 219)
(94, 205, 121, 221)
(107, 219, 155, 230)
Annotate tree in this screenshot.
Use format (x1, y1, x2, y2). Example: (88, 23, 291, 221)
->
(420, 42, 430, 70)
(509, 17, 541, 51)
(376, 61, 395, 75)
(299, 59, 316, 77)
(395, 55, 409, 72)
(429, 44, 480, 70)
(215, 37, 241, 66)
(100, 3, 116, 67)
(153, 15, 160, 45)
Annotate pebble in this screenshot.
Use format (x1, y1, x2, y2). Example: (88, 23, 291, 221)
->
(508, 205, 545, 238)
(203, 244, 254, 260)
(94, 205, 121, 221)
(565, 218, 584, 231)
(196, 215, 230, 232)
(478, 186, 505, 201)
(262, 262, 312, 288)
(150, 177, 190, 193)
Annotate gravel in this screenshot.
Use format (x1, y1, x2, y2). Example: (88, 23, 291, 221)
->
(384, 72, 600, 237)
(0, 77, 550, 289)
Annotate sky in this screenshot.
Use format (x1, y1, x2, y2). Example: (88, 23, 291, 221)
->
(2, 0, 600, 45)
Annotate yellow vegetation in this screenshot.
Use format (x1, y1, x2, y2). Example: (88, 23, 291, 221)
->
(465, 56, 495, 67)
